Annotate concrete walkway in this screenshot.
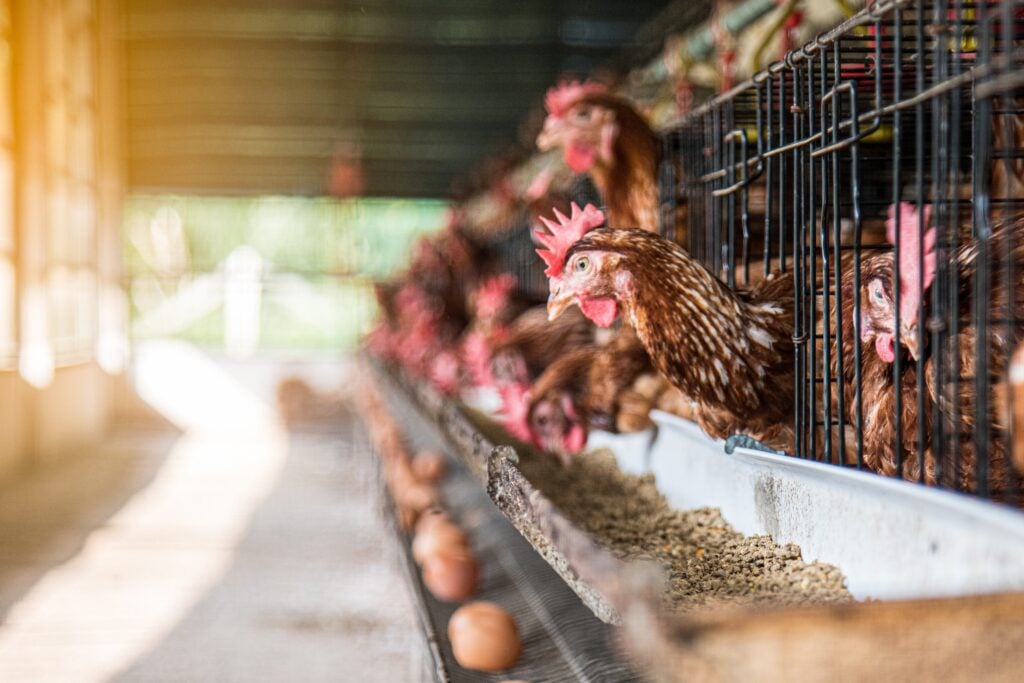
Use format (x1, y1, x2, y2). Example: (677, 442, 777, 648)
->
(0, 345, 427, 682)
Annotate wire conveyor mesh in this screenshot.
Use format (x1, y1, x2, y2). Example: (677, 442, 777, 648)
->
(373, 371, 645, 683)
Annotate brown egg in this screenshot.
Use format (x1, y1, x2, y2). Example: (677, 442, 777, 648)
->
(386, 459, 416, 492)
(422, 547, 478, 602)
(412, 450, 446, 482)
(413, 507, 450, 536)
(394, 505, 417, 532)
(388, 456, 438, 512)
(374, 427, 403, 461)
(398, 481, 438, 513)
(412, 519, 468, 565)
(447, 602, 522, 672)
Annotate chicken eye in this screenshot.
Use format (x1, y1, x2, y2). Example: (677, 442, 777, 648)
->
(575, 257, 590, 273)
(871, 284, 885, 303)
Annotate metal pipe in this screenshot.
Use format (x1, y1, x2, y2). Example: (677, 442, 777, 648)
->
(685, 0, 779, 60)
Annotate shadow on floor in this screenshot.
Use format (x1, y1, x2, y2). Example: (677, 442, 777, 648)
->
(0, 422, 181, 622)
(110, 414, 428, 683)
(0, 349, 426, 682)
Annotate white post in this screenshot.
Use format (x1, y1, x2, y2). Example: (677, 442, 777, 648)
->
(223, 246, 263, 360)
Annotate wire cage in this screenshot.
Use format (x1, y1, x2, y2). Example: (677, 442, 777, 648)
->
(662, 0, 1024, 503)
(485, 174, 605, 304)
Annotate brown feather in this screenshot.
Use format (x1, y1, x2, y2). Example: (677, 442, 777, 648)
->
(492, 305, 595, 379)
(568, 228, 795, 448)
(835, 214, 1024, 493)
(575, 93, 668, 237)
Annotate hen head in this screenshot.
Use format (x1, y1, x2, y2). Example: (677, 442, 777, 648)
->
(474, 273, 517, 325)
(536, 81, 619, 174)
(861, 202, 937, 363)
(499, 384, 579, 467)
(537, 203, 627, 328)
(489, 346, 530, 387)
(528, 391, 586, 460)
(462, 331, 495, 387)
(860, 274, 899, 363)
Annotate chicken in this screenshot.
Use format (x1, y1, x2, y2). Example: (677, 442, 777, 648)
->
(517, 325, 655, 458)
(538, 203, 795, 449)
(844, 202, 1024, 493)
(569, 324, 653, 427)
(536, 81, 667, 236)
(460, 273, 525, 387)
(501, 348, 592, 466)
(913, 209, 1024, 493)
(470, 272, 522, 333)
(488, 305, 595, 388)
(834, 204, 936, 480)
(368, 232, 478, 387)
(611, 372, 697, 432)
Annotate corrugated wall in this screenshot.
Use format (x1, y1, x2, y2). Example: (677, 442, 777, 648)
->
(124, 0, 666, 198)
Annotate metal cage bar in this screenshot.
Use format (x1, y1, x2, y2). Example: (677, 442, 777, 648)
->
(661, 0, 1024, 503)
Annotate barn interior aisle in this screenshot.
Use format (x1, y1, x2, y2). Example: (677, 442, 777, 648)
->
(3, 0, 1024, 681)
(0, 349, 428, 683)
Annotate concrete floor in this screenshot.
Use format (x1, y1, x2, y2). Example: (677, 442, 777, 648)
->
(0, 344, 429, 682)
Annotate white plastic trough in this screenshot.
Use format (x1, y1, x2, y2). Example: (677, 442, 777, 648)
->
(593, 410, 1024, 602)
(586, 428, 656, 474)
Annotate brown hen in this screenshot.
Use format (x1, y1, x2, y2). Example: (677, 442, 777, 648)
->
(536, 82, 668, 237)
(488, 305, 595, 387)
(538, 203, 795, 449)
(837, 203, 1024, 493)
(523, 325, 655, 456)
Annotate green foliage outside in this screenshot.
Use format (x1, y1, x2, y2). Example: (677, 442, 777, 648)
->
(124, 195, 448, 351)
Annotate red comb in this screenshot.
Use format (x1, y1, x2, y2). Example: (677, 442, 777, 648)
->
(499, 383, 535, 443)
(476, 274, 517, 321)
(429, 351, 460, 396)
(544, 80, 606, 118)
(535, 202, 606, 277)
(462, 331, 494, 386)
(886, 202, 936, 325)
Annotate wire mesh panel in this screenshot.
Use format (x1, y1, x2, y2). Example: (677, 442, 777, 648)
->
(663, 0, 1024, 504)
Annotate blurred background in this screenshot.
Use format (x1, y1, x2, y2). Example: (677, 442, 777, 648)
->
(0, 1, 680, 681)
(0, 0, 674, 471)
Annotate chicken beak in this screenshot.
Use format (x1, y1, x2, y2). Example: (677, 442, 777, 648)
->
(547, 290, 574, 321)
(902, 324, 921, 361)
(536, 116, 565, 151)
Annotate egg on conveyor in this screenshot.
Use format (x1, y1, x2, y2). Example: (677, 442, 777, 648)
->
(412, 518, 468, 566)
(422, 546, 478, 602)
(447, 601, 522, 672)
(412, 450, 446, 482)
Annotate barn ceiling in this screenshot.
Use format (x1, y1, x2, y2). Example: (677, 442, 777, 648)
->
(124, 0, 672, 198)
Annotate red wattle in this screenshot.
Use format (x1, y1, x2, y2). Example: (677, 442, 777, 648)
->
(875, 333, 896, 364)
(579, 297, 618, 328)
(565, 142, 596, 173)
(564, 424, 586, 453)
